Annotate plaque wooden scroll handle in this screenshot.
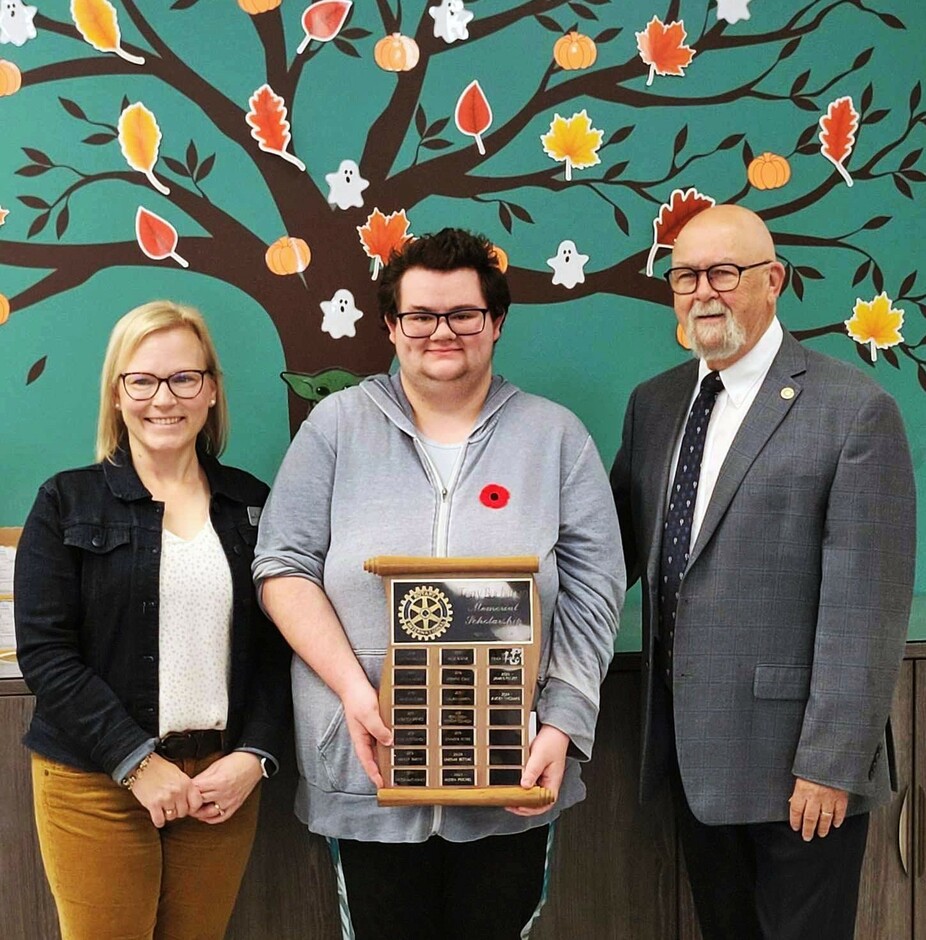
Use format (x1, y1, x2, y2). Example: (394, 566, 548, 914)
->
(378, 786, 554, 807)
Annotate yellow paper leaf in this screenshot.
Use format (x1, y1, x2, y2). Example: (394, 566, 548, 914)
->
(71, 0, 120, 53)
(118, 102, 169, 194)
(70, 0, 146, 65)
(119, 103, 160, 173)
(844, 291, 904, 351)
(540, 109, 603, 178)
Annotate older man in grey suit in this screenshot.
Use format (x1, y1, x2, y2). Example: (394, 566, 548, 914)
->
(611, 205, 916, 939)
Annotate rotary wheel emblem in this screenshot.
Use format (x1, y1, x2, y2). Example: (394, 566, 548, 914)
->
(398, 585, 453, 641)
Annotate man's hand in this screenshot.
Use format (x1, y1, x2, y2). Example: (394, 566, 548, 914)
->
(342, 679, 392, 789)
(507, 725, 570, 817)
(788, 777, 849, 840)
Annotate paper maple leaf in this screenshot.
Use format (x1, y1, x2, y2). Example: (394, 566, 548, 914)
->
(0, 207, 8, 226)
(646, 187, 715, 276)
(357, 209, 412, 278)
(540, 109, 603, 181)
(635, 16, 695, 86)
(844, 292, 904, 362)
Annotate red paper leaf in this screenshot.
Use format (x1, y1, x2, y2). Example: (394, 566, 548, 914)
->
(302, 0, 352, 41)
(247, 84, 291, 154)
(455, 80, 492, 138)
(645, 187, 715, 276)
(819, 96, 859, 185)
(135, 206, 178, 259)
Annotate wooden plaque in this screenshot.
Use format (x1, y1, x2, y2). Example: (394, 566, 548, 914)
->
(364, 556, 553, 808)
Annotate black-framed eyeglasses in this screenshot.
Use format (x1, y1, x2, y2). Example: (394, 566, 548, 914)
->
(119, 370, 211, 401)
(395, 308, 489, 338)
(663, 260, 774, 295)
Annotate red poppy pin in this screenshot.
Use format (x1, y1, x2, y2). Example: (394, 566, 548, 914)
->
(479, 484, 510, 509)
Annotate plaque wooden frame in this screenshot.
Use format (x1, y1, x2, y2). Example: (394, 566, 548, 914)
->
(364, 555, 554, 808)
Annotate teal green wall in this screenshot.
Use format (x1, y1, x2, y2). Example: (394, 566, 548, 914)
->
(0, 2, 922, 643)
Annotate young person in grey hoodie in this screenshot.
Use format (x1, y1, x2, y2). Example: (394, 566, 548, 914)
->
(253, 229, 624, 939)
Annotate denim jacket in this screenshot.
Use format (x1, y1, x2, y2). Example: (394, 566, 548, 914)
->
(14, 447, 291, 777)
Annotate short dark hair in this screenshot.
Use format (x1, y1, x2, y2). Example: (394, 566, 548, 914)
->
(377, 228, 510, 326)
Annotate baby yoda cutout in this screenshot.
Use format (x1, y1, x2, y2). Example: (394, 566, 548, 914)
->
(547, 240, 589, 289)
(325, 159, 370, 210)
(428, 0, 472, 44)
(0, 0, 38, 46)
(320, 288, 364, 338)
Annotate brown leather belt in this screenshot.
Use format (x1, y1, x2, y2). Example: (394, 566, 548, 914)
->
(156, 729, 225, 760)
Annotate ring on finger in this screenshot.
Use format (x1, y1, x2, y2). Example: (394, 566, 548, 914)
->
(165, 808, 176, 816)
(820, 810, 834, 817)
(214, 802, 224, 815)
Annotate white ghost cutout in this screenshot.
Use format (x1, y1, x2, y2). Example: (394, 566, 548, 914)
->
(0, 0, 38, 46)
(716, 0, 751, 24)
(320, 289, 363, 339)
(547, 240, 589, 289)
(324, 159, 370, 211)
(428, 0, 473, 44)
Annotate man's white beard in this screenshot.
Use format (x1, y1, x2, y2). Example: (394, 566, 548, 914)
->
(686, 299, 746, 362)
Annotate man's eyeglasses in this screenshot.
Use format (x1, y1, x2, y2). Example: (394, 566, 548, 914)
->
(395, 308, 489, 338)
(663, 260, 774, 295)
(119, 370, 211, 401)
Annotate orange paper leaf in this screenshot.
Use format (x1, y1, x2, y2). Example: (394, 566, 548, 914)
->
(646, 187, 715, 276)
(819, 96, 859, 187)
(357, 208, 412, 278)
(298, 0, 353, 53)
(135, 207, 188, 268)
(246, 84, 306, 172)
(635, 16, 694, 85)
(118, 102, 169, 195)
(454, 80, 493, 155)
(70, 0, 145, 65)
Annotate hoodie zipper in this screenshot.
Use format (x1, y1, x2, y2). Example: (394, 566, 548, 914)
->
(413, 437, 468, 835)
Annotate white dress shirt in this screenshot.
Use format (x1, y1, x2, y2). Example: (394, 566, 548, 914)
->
(668, 317, 784, 546)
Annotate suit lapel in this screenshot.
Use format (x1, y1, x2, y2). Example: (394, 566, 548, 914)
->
(687, 332, 808, 568)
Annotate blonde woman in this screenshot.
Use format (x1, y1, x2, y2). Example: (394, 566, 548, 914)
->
(15, 301, 290, 940)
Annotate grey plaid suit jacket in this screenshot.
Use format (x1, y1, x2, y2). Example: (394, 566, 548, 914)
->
(611, 330, 916, 825)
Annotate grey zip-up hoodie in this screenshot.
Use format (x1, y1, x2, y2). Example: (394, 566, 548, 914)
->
(253, 373, 624, 842)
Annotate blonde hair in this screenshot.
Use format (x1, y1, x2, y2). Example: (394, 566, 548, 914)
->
(96, 300, 229, 462)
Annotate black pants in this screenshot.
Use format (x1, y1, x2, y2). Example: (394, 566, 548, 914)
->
(671, 767, 869, 940)
(334, 825, 551, 940)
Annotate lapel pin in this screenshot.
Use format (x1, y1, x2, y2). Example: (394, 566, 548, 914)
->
(780, 387, 795, 400)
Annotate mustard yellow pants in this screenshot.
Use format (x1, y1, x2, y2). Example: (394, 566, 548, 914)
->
(31, 752, 260, 940)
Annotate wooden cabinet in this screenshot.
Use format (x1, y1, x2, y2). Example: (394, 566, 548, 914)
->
(2, 652, 924, 939)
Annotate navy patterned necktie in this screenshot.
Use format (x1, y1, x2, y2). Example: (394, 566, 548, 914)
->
(658, 371, 724, 667)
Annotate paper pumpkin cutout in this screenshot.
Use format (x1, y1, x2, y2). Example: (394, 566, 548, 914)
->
(0, 0, 37, 47)
(646, 187, 716, 276)
(0, 293, 9, 325)
(238, 0, 282, 13)
(716, 0, 752, 24)
(635, 16, 695, 86)
(0, 58, 22, 94)
(70, 0, 145, 65)
(135, 207, 188, 268)
(118, 103, 170, 195)
(357, 208, 412, 279)
(747, 152, 791, 190)
(547, 240, 589, 289)
(265, 236, 311, 275)
(819, 96, 859, 187)
(374, 33, 419, 72)
(553, 32, 597, 70)
(490, 245, 508, 273)
(540, 109, 603, 181)
(845, 292, 904, 362)
(429, 0, 473, 44)
(325, 159, 369, 209)
(320, 288, 363, 338)
(297, 0, 353, 54)
(246, 84, 306, 172)
(455, 81, 492, 155)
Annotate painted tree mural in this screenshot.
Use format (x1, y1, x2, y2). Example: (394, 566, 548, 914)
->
(0, 1, 923, 455)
